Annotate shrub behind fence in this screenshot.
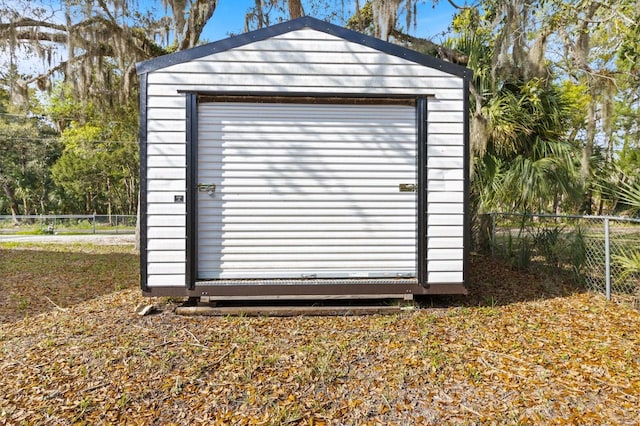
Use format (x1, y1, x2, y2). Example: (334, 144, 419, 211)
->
(479, 213, 640, 306)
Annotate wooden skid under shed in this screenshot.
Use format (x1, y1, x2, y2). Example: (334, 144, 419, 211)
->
(175, 304, 414, 317)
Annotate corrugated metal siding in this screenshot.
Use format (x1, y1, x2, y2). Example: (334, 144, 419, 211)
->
(426, 97, 464, 283)
(145, 96, 186, 287)
(143, 26, 466, 287)
(197, 103, 417, 279)
(147, 29, 464, 98)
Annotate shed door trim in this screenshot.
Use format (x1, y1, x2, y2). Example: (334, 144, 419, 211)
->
(198, 95, 418, 106)
(416, 97, 428, 287)
(186, 92, 198, 289)
(185, 93, 428, 289)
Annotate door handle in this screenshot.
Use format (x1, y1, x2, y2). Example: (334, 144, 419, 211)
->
(399, 184, 416, 192)
(197, 183, 216, 197)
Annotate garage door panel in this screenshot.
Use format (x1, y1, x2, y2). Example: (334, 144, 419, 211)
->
(197, 102, 417, 280)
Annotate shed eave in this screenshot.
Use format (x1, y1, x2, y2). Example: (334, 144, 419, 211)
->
(135, 16, 472, 80)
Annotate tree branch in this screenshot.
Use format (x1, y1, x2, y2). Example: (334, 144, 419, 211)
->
(179, 0, 218, 51)
(389, 29, 469, 66)
(446, 0, 476, 9)
(10, 30, 66, 44)
(0, 18, 66, 32)
(23, 53, 86, 85)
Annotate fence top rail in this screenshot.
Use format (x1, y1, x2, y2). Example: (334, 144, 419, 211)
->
(0, 214, 136, 220)
(487, 212, 640, 224)
(0, 214, 96, 220)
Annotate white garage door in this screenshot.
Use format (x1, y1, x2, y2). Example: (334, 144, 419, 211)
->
(197, 102, 417, 280)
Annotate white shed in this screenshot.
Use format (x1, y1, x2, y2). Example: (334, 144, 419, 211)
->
(136, 16, 471, 300)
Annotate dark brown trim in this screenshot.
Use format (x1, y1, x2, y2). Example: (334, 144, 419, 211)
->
(462, 78, 471, 288)
(416, 97, 428, 288)
(142, 282, 467, 298)
(185, 93, 198, 290)
(195, 93, 420, 105)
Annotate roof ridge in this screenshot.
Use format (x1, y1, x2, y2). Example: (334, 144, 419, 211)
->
(136, 16, 471, 80)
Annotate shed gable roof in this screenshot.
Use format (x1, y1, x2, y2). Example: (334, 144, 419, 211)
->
(136, 16, 471, 80)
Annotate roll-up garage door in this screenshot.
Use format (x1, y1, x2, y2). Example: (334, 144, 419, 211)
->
(197, 102, 417, 280)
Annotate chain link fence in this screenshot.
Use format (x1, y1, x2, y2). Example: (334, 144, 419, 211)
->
(476, 213, 640, 307)
(0, 215, 136, 235)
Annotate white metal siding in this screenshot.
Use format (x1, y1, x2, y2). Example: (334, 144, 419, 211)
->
(197, 103, 416, 279)
(148, 29, 464, 97)
(426, 97, 465, 283)
(145, 102, 186, 287)
(143, 26, 466, 287)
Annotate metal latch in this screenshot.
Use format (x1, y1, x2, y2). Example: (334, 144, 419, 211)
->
(399, 184, 416, 192)
(197, 183, 216, 197)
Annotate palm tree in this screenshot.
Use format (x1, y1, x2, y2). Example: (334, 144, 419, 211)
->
(444, 10, 582, 214)
(483, 79, 581, 212)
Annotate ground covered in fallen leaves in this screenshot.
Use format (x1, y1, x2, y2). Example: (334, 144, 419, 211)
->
(0, 242, 138, 322)
(1, 243, 639, 424)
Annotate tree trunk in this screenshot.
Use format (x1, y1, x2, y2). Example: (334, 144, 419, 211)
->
(2, 180, 20, 224)
(581, 97, 596, 184)
(389, 29, 469, 65)
(287, 0, 304, 19)
(86, 193, 91, 213)
(40, 181, 47, 215)
(580, 92, 597, 214)
(21, 191, 30, 215)
(597, 197, 604, 215)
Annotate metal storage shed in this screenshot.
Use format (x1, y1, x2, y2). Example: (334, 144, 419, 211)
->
(136, 16, 472, 300)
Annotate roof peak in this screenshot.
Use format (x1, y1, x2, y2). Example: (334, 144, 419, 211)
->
(136, 16, 471, 80)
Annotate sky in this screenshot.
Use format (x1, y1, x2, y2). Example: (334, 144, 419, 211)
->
(201, 1, 458, 42)
(5, 0, 459, 78)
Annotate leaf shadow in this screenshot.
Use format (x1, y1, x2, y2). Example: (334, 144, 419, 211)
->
(421, 253, 588, 308)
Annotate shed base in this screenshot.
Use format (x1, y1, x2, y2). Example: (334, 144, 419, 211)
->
(142, 281, 467, 298)
(200, 293, 413, 302)
(175, 304, 413, 317)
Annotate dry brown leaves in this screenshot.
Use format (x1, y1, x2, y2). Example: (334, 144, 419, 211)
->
(0, 242, 138, 323)
(1, 246, 640, 425)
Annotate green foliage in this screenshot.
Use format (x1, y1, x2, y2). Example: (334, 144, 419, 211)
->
(532, 226, 565, 266)
(346, 1, 374, 33)
(569, 227, 586, 284)
(618, 142, 640, 178)
(445, 1, 640, 216)
(0, 72, 61, 216)
(610, 179, 640, 212)
(49, 86, 139, 215)
(613, 249, 640, 292)
(472, 78, 581, 212)
(0, 78, 139, 216)
(558, 81, 591, 133)
(503, 232, 532, 270)
(488, 215, 589, 287)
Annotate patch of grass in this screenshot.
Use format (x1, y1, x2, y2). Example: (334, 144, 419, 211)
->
(15, 228, 49, 235)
